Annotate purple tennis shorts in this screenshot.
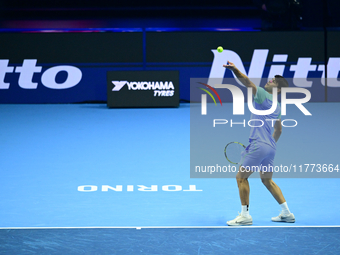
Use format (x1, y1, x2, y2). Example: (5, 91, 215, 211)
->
(240, 140, 276, 172)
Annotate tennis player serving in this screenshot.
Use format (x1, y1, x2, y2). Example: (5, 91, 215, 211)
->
(223, 61, 295, 226)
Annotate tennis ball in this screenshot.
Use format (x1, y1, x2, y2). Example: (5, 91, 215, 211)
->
(217, 46, 223, 53)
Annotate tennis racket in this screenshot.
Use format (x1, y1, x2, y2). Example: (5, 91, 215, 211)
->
(224, 142, 246, 164)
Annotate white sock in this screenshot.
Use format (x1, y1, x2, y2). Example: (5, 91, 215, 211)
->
(241, 205, 249, 217)
(280, 202, 291, 215)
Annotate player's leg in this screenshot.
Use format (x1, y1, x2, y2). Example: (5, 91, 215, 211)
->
(260, 171, 285, 204)
(227, 142, 262, 226)
(258, 144, 286, 204)
(236, 166, 254, 206)
(236, 142, 261, 207)
(260, 147, 296, 223)
(227, 166, 254, 226)
(261, 171, 295, 222)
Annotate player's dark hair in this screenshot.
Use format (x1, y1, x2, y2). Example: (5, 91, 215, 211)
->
(275, 75, 289, 93)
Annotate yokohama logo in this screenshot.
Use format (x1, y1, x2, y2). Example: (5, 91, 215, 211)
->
(111, 80, 175, 97)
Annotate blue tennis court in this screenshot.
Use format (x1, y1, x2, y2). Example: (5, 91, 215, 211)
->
(0, 103, 339, 254)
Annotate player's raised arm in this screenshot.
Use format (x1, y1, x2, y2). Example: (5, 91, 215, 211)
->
(223, 61, 257, 95)
(272, 119, 282, 143)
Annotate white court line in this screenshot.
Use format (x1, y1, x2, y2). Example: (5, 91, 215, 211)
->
(0, 225, 340, 230)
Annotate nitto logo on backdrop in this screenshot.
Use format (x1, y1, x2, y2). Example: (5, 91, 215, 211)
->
(209, 49, 340, 87)
(111, 80, 175, 97)
(0, 59, 82, 89)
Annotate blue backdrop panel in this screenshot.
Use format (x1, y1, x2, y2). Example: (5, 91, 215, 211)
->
(327, 30, 340, 102)
(1, 30, 340, 103)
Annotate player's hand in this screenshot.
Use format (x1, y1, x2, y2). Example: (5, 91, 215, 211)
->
(223, 61, 235, 70)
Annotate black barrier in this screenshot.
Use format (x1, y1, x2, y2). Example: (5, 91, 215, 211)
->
(327, 30, 340, 101)
(0, 29, 339, 104)
(0, 31, 144, 104)
(0, 32, 143, 63)
(146, 31, 324, 63)
(146, 30, 327, 102)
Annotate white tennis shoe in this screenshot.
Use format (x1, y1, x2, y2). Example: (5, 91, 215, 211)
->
(271, 212, 295, 223)
(227, 213, 253, 226)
